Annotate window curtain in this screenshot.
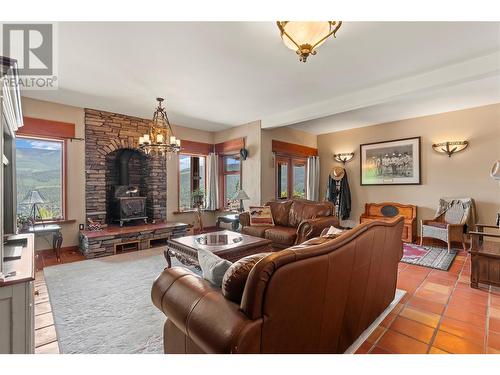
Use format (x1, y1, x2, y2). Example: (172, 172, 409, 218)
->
(306, 156, 320, 201)
(206, 152, 219, 210)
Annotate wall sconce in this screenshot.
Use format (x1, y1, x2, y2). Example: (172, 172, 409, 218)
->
(432, 141, 469, 157)
(333, 152, 354, 164)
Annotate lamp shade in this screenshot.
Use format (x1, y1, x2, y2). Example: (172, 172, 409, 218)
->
(280, 22, 332, 51)
(233, 190, 250, 200)
(21, 190, 46, 205)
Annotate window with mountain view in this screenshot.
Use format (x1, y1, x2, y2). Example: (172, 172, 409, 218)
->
(178, 154, 206, 211)
(222, 154, 241, 209)
(16, 137, 65, 220)
(275, 155, 307, 200)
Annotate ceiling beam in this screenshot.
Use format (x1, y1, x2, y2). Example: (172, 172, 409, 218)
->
(261, 51, 500, 128)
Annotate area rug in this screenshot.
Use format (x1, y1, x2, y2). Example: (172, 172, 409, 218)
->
(401, 243, 457, 271)
(43, 247, 197, 354)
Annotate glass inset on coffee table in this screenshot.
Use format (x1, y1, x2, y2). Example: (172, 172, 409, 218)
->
(165, 230, 272, 268)
(195, 232, 243, 246)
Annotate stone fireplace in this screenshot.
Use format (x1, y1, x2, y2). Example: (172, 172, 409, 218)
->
(84, 108, 167, 224)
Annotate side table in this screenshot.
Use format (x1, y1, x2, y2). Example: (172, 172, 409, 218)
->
(469, 223, 500, 289)
(216, 213, 240, 232)
(23, 224, 63, 262)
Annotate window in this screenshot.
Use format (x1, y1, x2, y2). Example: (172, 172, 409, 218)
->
(221, 154, 241, 209)
(178, 154, 206, 211)
(16, 136, 65, 220)
(275, 155, 307, 199)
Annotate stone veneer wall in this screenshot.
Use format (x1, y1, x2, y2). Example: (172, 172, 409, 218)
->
(84, 108, 167, 223)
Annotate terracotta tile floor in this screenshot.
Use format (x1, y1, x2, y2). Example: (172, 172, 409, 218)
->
(356, 244, 500, 354)
(34, 243, 499, 354)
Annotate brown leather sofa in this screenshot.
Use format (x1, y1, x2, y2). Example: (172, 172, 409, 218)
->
(151, 217, 404, 354)
(239, 199, 338, 249)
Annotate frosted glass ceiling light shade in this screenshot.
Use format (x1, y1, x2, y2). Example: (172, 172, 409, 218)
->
(277, 21, 342, 62)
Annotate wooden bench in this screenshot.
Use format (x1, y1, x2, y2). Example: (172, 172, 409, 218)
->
(360, 202, 417, 243)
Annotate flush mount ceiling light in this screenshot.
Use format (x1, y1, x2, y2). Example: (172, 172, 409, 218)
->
(333, 152, 354, 164)
(432, 141, 469, 157)
(277, 21, 342, 62)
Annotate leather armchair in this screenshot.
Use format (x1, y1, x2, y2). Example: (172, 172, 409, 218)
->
(152, 217, 404, 353)
(239, 199, 338, 249)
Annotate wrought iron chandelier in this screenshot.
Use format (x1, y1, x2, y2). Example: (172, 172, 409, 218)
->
(139, 97, 181, 155)
(277, 21, 342, 62)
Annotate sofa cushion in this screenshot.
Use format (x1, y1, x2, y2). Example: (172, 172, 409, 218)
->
(289, 200, 333, 227)
(264, 226, 297, 246)
(268, 200, 293, 227)
(241, 225, 273, 238)
(222, 252, 270, 303)
(249, 206, 274, 226)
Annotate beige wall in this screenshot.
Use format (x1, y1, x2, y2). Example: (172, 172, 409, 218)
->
(21, 97, 86, 250)
(260, 127, 318, 203)
(214, 121, 262, 211)
(316, 104, 500, 228)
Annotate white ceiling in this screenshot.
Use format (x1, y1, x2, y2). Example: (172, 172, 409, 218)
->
(22, 22, 500, 133)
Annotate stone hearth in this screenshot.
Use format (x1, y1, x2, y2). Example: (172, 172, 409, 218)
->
(79, 222, 188, 258)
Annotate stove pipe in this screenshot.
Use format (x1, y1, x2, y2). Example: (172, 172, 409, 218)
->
(118, 149, 134, 186)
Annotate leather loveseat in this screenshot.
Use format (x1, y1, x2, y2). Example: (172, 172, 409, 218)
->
(239, 199, 338, 249)
(151, 217, 404, 354)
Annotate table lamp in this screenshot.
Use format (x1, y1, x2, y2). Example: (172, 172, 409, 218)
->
(21, 190, 46, 225)
(233, 190, 250, 212)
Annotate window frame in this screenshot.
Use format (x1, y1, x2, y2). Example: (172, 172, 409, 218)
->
(218, 153, 242, 210)
(16, 135, 68, 222)
(177, 152, 207, 212)
(274, 153, 307, 200)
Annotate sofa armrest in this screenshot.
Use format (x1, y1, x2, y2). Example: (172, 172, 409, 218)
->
(151, 267, 261, 353)
(239, 212, 250, 227)
(296, 216, 340, 244)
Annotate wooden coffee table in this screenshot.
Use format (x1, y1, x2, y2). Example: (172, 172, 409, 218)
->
(165, 230, 272, 268)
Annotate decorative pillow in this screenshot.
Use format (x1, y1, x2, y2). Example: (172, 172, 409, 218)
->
(197, 248, 232, 287)
(222, 252, 270, 303)
(321, 225, 345, 238)
(249, 206, 274, 226)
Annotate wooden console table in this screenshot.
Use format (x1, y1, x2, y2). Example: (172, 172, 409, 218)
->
(360, 202, 417, 243)
(23, 224, 63, 262)
(469, 223, 500, 289)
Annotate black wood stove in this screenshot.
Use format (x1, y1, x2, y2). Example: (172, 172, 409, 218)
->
(110, 150, 147, 226)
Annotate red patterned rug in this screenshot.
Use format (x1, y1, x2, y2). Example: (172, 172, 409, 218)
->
(401, 243, 457, 271)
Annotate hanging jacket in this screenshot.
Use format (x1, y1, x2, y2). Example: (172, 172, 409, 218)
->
(327, 171, 351, 220)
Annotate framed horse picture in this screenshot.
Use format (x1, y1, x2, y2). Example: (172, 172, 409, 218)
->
(360, 137, 421, 185)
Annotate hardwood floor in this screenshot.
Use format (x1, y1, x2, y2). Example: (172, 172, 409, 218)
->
(34, 248, 85, 354)
(34, 241, 499, 354)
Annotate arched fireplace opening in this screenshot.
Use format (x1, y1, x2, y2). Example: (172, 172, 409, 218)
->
(105, 148, 148, 226)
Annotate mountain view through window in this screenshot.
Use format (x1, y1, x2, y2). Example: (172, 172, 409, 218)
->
(16, 137, 64, 220)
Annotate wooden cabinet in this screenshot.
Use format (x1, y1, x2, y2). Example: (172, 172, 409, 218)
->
(360, 202, 417, 243)
(0, 234, 35, 353)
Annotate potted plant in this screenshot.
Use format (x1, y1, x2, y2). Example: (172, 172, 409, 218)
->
(192, 188, 205, 209)
(17, 214, 33, 233)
